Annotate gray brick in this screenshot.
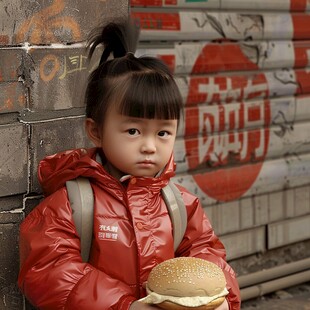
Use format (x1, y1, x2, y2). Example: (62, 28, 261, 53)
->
(0, 195, 23, 212)
(0, 283, 24, 310)
(29, 45, 89, 111)
(0, 48, 24, 81)
(0, 48, 28, 114)
(0, 212, 24, 310)
(0, 122, 28, 197)
(0, 82, 27, 114)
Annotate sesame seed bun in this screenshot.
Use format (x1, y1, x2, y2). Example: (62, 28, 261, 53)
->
(145, 257, 228, 309)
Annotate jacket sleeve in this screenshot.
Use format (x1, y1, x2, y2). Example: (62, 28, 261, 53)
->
(18, 188, 136, 310)
(176, 189, 241, 310)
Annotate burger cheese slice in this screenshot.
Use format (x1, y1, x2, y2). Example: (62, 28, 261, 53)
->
(140, 257, 229, 309)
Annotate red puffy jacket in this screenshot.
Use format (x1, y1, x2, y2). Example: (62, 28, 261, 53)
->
(18, 148, 240, 309)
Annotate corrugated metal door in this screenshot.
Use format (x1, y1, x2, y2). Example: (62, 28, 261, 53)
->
(130, 0, 310, 260)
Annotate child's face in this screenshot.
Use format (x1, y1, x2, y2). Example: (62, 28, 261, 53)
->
(98, 105, 178, 177)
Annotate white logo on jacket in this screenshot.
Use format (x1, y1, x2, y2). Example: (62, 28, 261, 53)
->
(98, 225, 119, 241)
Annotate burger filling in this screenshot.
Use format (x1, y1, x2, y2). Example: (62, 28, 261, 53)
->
(140, 287, 229, 307)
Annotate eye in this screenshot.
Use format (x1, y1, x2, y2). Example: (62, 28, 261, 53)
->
(127, 128, 140, 136)
(158, 131, 170, 138)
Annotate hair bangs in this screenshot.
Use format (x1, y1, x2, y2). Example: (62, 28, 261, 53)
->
(118, 72, 183, 120)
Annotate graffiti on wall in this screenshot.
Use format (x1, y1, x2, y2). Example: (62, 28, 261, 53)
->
(39, 53, 87, 82)
(0, 60, 26, 113)
(133, 10, 310, 41)
(131, 0, 310, 11)
(133, 6, 310, 201)
(15, 0, 81, 44)
(0, 35, 9, 45)
(0, 84, 25, 113)
(182, 44, 271, 201)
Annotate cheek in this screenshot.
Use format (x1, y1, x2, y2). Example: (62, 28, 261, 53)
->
(160, 141, 175, 158)
(117, 141, 135, 155)
(101, 135, 120, 156)
(103, 137, 135, 158)
(102, 134, 113, 147)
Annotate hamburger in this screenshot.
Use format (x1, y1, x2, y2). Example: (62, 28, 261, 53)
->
(140, 257, 229, 309)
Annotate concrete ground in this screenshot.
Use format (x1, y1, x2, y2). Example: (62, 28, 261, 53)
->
(241, 282, 310, 309)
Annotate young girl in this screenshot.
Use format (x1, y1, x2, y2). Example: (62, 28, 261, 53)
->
(18, 20, 241, 309)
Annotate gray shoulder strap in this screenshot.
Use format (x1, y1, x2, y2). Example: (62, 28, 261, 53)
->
(66, 177, 94, 262)
(161, 181, 187, 251)
(66, 177, 186, 260)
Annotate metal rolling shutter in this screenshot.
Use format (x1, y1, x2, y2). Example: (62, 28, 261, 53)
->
(130, 0, 310, 260)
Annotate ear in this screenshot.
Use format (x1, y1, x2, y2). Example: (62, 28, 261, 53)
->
(85, 118, 102, 147)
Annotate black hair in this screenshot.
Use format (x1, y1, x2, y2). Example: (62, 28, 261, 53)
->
(84, 19, 183, 127)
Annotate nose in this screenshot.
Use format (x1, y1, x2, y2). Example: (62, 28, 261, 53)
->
(141, 137, 156, 154)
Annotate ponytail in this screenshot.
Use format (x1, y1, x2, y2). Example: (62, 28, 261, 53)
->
(86, 19, 140, 64)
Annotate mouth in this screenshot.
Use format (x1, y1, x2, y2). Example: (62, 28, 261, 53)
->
(137, 160, 156, 167)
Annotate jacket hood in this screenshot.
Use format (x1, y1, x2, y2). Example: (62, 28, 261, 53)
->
(38, 148, 176, 196)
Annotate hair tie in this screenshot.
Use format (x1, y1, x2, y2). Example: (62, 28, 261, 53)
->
(126, 52, 135, 58)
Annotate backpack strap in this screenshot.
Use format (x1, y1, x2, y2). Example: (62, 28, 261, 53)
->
(66, 177, 94, 262)
(66, 178, 187, 262)
(161, 181, 187, 251)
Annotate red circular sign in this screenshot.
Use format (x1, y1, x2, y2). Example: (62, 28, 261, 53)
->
(185, 44, 270, 201)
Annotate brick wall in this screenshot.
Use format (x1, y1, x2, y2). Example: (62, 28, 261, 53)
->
(0, 1, 128, 308)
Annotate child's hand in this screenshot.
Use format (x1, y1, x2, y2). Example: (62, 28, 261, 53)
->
(215, 298, 229, 310)
(130, 299, 229, 309)
(130, 301, 158, 309)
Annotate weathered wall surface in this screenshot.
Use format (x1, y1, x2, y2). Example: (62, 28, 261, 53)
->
(131, 0, 310, 261)
(0, 1, 128, 309)
(1, 0, 310, 308)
